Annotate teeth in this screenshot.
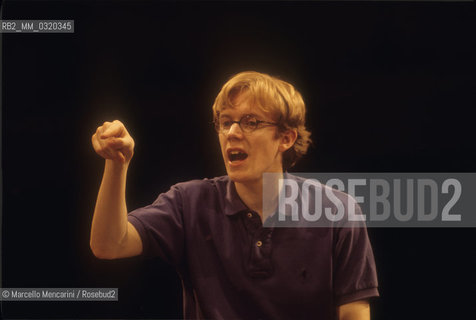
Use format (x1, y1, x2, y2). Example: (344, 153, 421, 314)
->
(228, 150, 248, 162)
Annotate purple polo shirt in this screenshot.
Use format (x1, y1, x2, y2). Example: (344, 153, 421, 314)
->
(127, 174, 379, 319)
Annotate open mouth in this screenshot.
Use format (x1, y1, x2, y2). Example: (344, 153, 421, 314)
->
(228, 150, 248, 162)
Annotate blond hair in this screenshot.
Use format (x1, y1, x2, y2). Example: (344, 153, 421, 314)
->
(212, 71, 312, 170)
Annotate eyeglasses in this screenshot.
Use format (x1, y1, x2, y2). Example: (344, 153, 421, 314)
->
(214, 114, 278, 133)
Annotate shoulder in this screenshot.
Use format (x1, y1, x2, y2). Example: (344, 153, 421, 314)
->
(172, 175, 229, 192)
(282, 173, 364, 228)
(149, 176, 230, 213)
(285, 173, 356, 208)
(168, 176, 230, 200)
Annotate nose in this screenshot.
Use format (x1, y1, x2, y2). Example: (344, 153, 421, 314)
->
(227, 122, 244, 138)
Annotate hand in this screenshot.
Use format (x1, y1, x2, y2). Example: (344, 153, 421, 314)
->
(92, 120, 135, 164)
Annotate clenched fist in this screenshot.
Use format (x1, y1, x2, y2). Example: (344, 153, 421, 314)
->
(92, 120, 135, 164)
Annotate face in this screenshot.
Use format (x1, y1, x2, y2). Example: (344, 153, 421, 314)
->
(217, 93, 296, 185)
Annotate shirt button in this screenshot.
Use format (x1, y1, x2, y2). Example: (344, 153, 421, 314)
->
(247, 212, 253, 218)
(256, 240, 263, 247)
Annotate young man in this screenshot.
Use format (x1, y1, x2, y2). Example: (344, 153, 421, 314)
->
(90, 71, 379, 319)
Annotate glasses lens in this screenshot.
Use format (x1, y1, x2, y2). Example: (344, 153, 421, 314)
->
(241, 116, 258, 132)
(216, 118, 232, 132)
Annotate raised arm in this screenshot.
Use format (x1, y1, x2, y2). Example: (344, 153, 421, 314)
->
(90, 120, 143, 259)
(338, 300, 370, 320)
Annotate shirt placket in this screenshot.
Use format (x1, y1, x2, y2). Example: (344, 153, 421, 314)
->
(242, 211, 274, 278)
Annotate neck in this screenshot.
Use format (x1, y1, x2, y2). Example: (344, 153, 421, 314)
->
(234, 172, 284, 220)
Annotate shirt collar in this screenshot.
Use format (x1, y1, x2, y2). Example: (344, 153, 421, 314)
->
(222, 173, 297, 216)
(223, 177, 249, 216)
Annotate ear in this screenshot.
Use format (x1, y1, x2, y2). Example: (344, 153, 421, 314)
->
(278, 129, 298, 153)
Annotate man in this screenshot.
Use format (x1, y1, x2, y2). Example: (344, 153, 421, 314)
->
(90, 71, 379, 319)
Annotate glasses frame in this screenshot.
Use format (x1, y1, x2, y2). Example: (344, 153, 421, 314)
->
(214, 114, 278, 134)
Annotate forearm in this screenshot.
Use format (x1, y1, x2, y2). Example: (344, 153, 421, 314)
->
(338, 300, 370, 320)
(90, 160, 130, 259)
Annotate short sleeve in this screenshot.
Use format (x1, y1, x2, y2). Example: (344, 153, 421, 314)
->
(127, 185, 184, 266)
(333, 202, 379, 305)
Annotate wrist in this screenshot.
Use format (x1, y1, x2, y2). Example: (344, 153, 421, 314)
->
(104, 159, 129, 174)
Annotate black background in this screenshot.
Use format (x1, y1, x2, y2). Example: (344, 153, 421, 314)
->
(2, 1, 475, 319)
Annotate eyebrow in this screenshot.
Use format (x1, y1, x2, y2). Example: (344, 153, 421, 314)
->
(218, 113, 261, 119)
